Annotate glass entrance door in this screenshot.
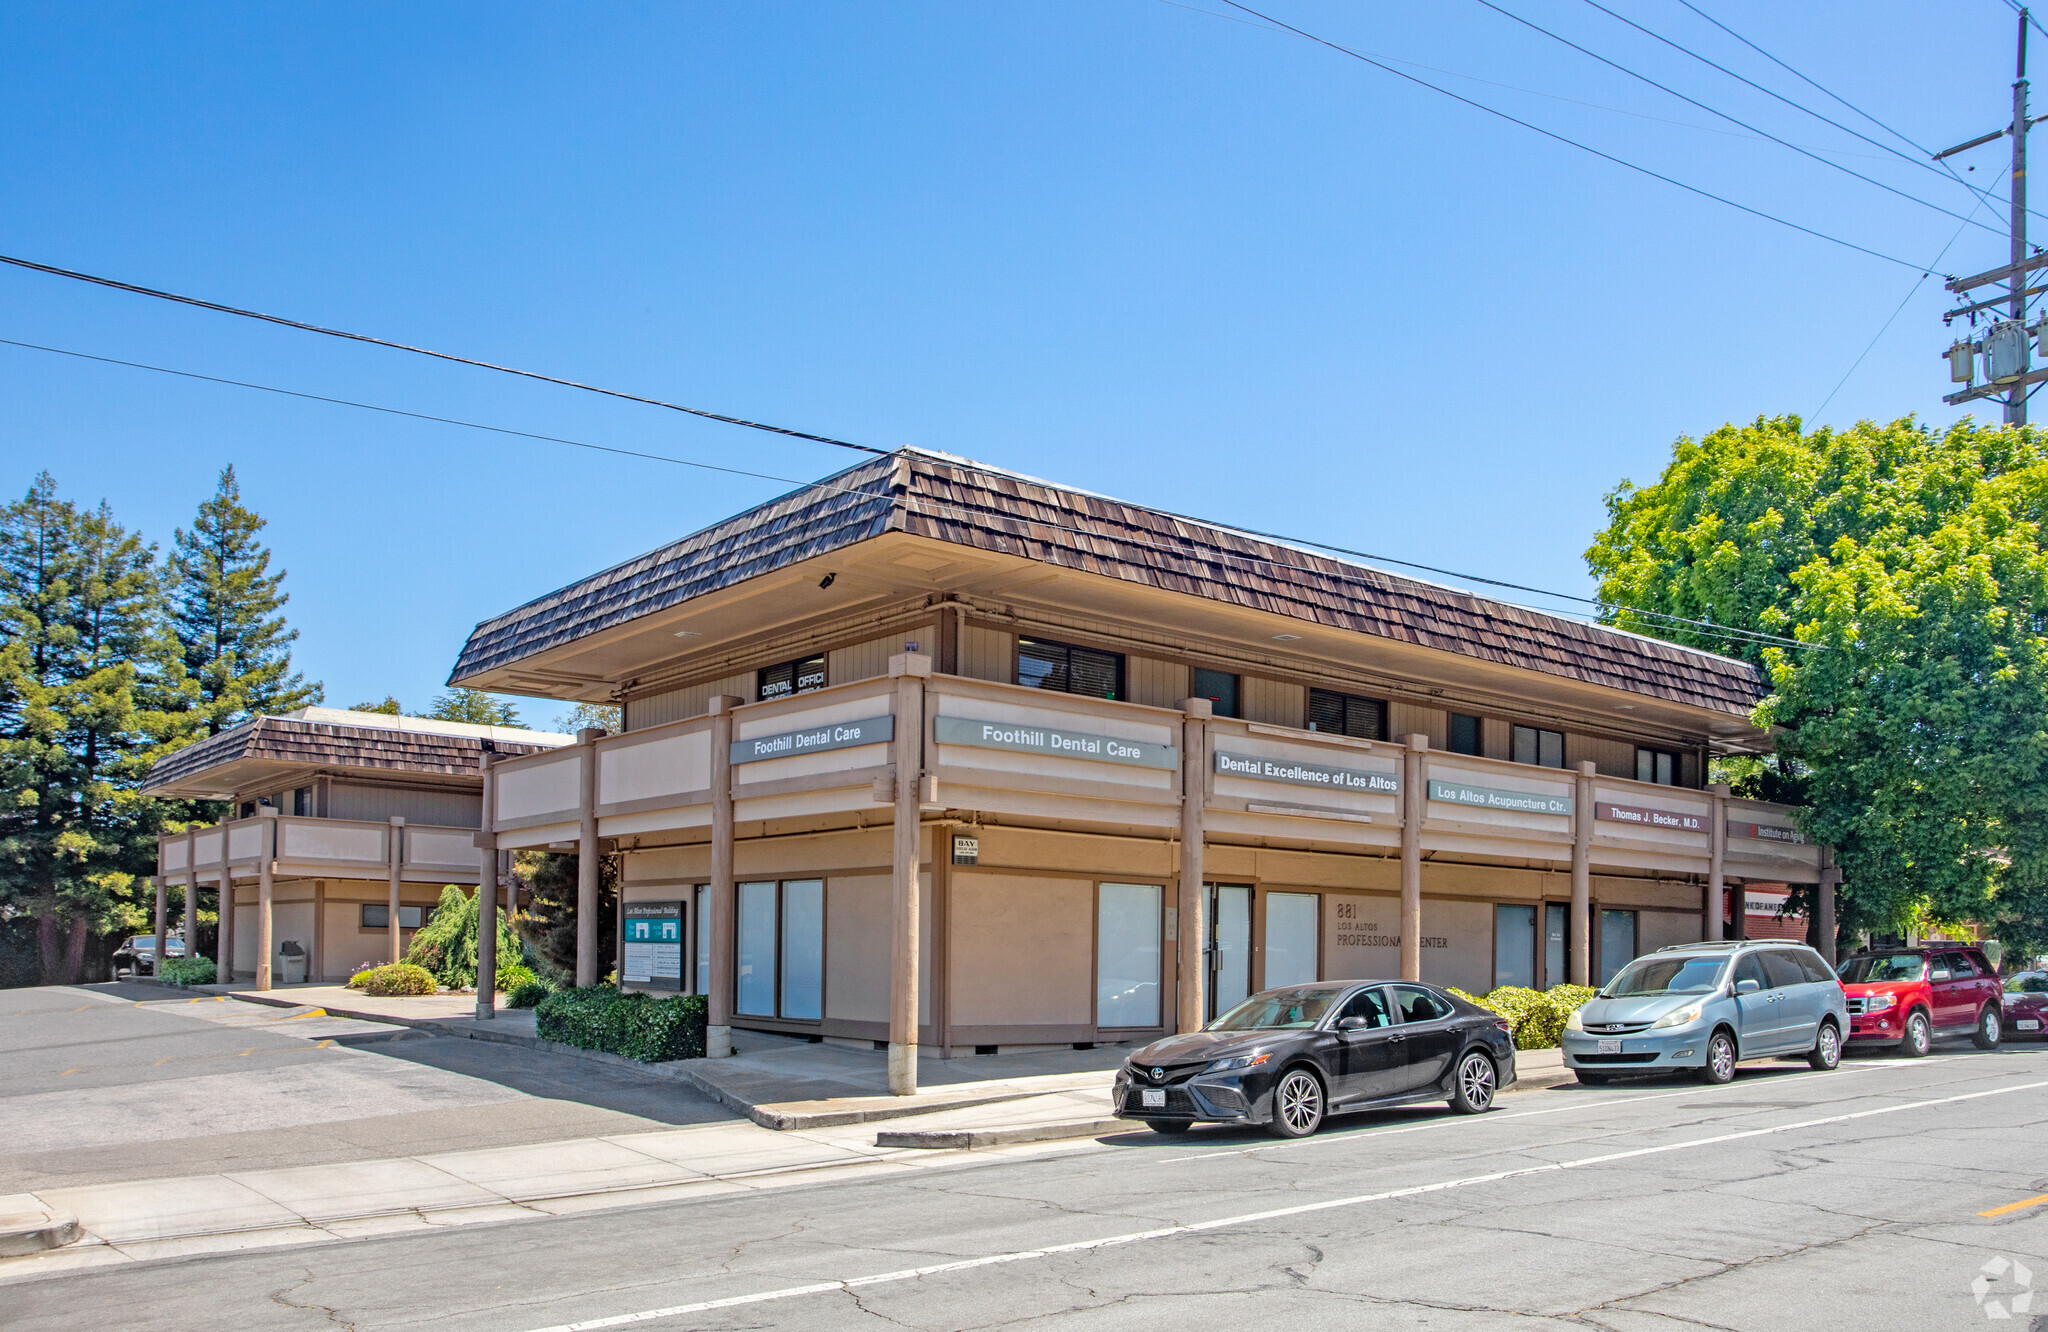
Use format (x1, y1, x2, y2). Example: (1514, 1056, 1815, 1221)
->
(1208, 884, 1251, 1019)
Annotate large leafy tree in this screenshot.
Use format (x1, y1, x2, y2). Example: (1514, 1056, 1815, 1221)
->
(0, 475, 197, 981)
(1588, 416, 2048, 948)
(426, 688, 524, 727)
(170, 465, 320, 734)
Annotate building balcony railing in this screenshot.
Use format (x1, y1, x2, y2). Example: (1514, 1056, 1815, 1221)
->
(156, 814, 484, 884)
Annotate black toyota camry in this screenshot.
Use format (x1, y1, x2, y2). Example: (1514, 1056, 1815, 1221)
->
(1112, 980, 1518, 1138)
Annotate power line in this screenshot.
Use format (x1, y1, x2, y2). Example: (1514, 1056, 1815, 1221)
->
(1213, 0, 1929, 272)
(1472, 0, 2003, 237)
(0, 332, 1820, 656)
(0, 253, 887, 457)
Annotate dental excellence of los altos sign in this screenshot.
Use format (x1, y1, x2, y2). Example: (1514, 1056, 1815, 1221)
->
(1213, 751, 1400, 794)
(934, 716, 1178, 769)
(731, 715, 894, 764)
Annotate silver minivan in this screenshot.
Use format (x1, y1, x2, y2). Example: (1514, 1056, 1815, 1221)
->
(1562, 941, 1849, 1085)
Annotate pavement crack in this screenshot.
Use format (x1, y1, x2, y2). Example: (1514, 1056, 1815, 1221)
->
(268, 1267, 357, 1331)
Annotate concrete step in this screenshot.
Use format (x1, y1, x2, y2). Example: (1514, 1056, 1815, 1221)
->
(0, 1196, 80, 1257)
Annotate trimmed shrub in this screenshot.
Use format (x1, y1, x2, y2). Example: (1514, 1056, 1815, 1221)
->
(347, 967, 374, 990)
(358, 962, 436, 996)
(1450, 983, 1598, 1050)
(506, 978, 554, 1009)
(158, 956, 217, 987)
(496, 962, 537, 994)
(536, 987, 707, 1062)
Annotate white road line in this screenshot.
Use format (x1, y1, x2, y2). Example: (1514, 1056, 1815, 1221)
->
(517, 1075, 2048, 1332)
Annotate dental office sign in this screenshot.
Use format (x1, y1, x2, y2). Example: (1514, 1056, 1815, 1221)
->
(1429, 778, 1572, 816)
(935, 716, 1177, 769)
(1596, 801, 1707, 832)
(1214, 751, 1399, 794)
(731, 715, 894, 764)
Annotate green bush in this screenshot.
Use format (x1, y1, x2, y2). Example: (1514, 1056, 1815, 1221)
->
(506, 978, 554, 1009)
(405, 885, 522, 990)
(346, 967, 373, 990)
(158, 956, 217, 986)
(1450, 982, 1598, 1049)
(535, 987, 706, 1062)
(496, 962, 537, 994)
(357, 962, 436, 996)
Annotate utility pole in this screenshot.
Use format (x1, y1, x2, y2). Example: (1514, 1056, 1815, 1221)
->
(1941, 8, 2042, 424)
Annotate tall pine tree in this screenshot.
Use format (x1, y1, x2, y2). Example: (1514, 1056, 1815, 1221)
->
(170, 466, 320, 734)
(0, 475, 194, 980)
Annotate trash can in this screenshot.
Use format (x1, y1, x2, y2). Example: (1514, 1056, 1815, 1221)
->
(279, 940, 308, 985)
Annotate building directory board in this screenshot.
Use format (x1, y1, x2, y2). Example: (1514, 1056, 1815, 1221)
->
(622, 901, 683, 990)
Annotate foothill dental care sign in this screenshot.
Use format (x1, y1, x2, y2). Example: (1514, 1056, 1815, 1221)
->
(935, 716, 1177, 769)
(731, 715, 894, 764)
(1214, 751, 1400, 794)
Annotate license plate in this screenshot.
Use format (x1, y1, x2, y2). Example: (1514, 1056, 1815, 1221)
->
(1140, 1088, 1165, 1108)
(2018, 1019, 2041, 1032)
(1597, 1039, 1623, 1055)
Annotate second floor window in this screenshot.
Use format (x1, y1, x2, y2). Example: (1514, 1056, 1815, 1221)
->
(1512, 725, 1565, 768)
(1017, 638, 1124, 699)
(1448, 713, 1482, 756)
(759, 653, 827, 701)
(1307, 688, 1386, 740)
(1193, 667, 1239, 718)
(1637, 747, 1678, 785)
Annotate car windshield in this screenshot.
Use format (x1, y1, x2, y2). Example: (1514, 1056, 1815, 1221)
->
(1208, 987, 1339, 1031)
(1838, 953, 1925, 984)
(1603, 956, 1728, 997)
(2006, 973, 2048, 994)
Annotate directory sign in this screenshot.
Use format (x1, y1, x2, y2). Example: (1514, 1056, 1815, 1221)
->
(622, 901, 683, 990)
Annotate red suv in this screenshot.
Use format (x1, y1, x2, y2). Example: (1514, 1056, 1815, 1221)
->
(1836, 946, 2004, 1056)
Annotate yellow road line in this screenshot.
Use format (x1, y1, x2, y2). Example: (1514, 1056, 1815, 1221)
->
(1980, 1192, 2048, 1218)
(287, 1009, 328, 1019)
(59, 1068, 80, 1076)
(314, 1039, 336, 1049)
(238, 1048, 255, 1057)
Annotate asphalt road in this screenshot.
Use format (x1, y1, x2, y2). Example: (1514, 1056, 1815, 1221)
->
(11, 1036, 2048, 1330)
(0, 983, 728, 1192)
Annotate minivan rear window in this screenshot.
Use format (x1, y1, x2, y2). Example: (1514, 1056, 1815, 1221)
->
(1760, 950, 1810, 991)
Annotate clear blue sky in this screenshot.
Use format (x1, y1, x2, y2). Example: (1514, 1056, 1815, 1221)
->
(0, 2, 2029, 723)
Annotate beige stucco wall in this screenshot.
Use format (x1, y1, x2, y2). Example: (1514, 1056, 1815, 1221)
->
(948, 873, 1094, 1028)
(326, 783, 481, 828)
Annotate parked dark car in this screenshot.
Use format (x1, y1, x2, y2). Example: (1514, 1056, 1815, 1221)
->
(112, 933, 184, 978)
(1112, 980, 1518, 1138)
(2005, 971, 2048, 1040)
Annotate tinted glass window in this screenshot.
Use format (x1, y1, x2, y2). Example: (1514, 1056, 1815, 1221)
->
(1636, 749, 1677, 785)
(758, 654, 827, 701)
(1210, 987, 1338, 1031)
(1605, 955, 1727, 996)
(1335, 987, 1393, 1028)
(1017, 638, 1124, 700)
(1448, 713, 1482, 756)
(1390, 985, 1451, 1024)
(1793, 950, 1835, 985)
(1760, 950, 1809, 990)
(1733, 954, 1768, 991)
(1946, 952, 1980, 977)
(1307, 688, 1386, 741)
(1192, 667, 1239, 719)
(1838, 952, 1925, 983)
(1512, 725, 1565, 768)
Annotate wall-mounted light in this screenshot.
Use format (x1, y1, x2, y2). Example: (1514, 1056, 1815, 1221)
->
(819, 572, 837, 589)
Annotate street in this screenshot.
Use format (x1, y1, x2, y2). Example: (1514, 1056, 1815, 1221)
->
(8, 1029, 2045, 1330)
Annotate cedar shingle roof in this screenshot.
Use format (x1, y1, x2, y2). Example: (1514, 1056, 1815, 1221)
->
(144, 713, 568, 796)
(450, 449, 1763, 717)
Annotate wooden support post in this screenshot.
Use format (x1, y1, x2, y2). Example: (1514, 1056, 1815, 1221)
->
(888, 653, 932, 1095)
(152, 876, 167, 980)
(476, 754, 497, 1020)
(1177, 698, 1212, 1033)
(1571, 762, 1594, 986)
(575, 728, 603, 988)
(216, 874, 234, 985)
(256, 809, 278, 990)
(1706, 783, 1728, 941)
(387, 817, 406, 965)
(706, 696, 742, 1058)
(1400, 735, 1428, 982)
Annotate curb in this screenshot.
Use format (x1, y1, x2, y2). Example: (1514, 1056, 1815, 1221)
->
(876, 1117, 1129, 1150)
(0, 1209, 80, 1258)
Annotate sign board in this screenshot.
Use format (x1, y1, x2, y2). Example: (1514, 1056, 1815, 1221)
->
(1745, 889, 1793, 917)
(621, 901, 683, 989)
(934, 715, 1177, 769)
(1428, 778, 1572, 816)
(1596, 801, 1707, 832)
(1214, 750, 1399, 794)
(1728, 820, 1807, 845)
(731, 715, 893, 765)
(952, 834, 979, 866)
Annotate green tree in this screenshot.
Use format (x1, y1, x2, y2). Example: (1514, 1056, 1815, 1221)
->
(426, 688, 524, 727)
(350, 696, 404, 715)
(551, 701, 620, 735)
(516, 850, 616, 981)
(1588, 416, 2048, 946)
(404, 883, 523, 990)
(170, 465, 320, 735)
(0, 475, 195, 981)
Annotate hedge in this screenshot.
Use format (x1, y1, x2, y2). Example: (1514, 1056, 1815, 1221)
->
(535, 987, 707, 1062)
(349, 962, 436, 996)
(506, 978, 555, 1009)
(158, 957, 217, 987)
(1451, 983, 1597, 1049)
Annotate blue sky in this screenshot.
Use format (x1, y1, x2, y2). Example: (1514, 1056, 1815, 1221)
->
(0, 2, 2030, 724)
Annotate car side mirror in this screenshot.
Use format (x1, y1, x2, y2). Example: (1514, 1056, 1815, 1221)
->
(1735, 978, 1761, 995)
(1337, 1016, 1370, 1032)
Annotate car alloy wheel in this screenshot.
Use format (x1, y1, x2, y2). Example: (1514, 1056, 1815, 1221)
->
(1900, 1010, 1931, 1058)
(1975, 1005, 2003, 1050)
(1269, 1068, 1325, 1138)
(1808, 1021, 1841, 1071)
(1450, 1051, 1497, 1114)
(1698, 1031, 1737, 1084)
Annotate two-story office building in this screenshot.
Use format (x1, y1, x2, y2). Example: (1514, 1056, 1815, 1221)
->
(449, 448, 1828, 1092)
(146, 707, 573, 986)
